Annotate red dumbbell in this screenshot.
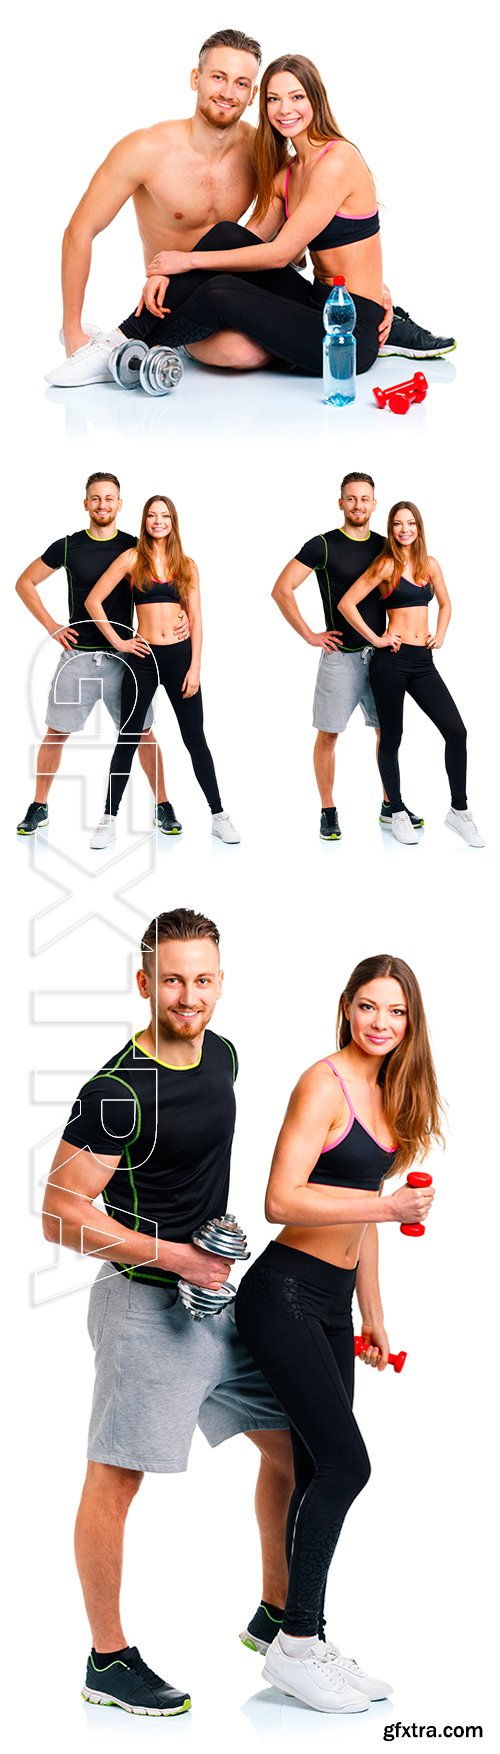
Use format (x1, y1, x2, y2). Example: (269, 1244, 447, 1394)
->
(373, 371, 428, 414)
(354, 1335, 407, 1374)
(400, 1170, 433, 1237)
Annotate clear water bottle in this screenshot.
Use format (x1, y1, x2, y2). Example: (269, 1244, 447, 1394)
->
(322, 276, 356, 405)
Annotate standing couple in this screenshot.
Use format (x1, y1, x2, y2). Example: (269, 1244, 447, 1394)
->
(273, 471, 485, 848)
(46, 27, 455, 387)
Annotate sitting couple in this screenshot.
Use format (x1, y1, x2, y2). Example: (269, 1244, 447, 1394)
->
(47, 27, 455, 387)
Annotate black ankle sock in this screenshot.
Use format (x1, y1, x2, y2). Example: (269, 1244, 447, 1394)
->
(261, 1601, 284, 1619)
(91, 1645, 134, 1667)
(322, 806, 337, 822)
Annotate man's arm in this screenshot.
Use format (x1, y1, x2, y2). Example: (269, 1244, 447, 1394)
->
(272, 558, 341, 651)
(43, 1137, 233, 1289)
(61, 131, 157, 356)
(15, 556, 78, 649)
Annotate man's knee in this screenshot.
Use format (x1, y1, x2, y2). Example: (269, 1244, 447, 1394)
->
(316, 730, 338, 751)
(188, 328, 269, 369)
(45, 726, 69, 743)
(85, 1461, 144, 1506)
(246, 1428, 294, 1480)
(195, 222, 249, 251)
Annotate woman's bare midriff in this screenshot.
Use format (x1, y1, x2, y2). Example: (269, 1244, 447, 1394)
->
(135, 603, 190, 646)
(311, 233, 383, 302)
(276, 1204, 370, 1270)
(387, 607, 430, 646)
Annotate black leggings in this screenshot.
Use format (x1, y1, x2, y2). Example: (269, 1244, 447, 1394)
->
(234, 1243, 370, 1638)
(369, 644, 468, 813)
(120, 223, 385, 378)
(104, 641, 222, 817)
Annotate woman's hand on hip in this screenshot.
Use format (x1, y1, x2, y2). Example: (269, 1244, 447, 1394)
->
(182, 667, 200, 698)
(122, 635, 151, 657)
(425, 633, 443, 649)
(378, 630, 402, 651)
(359, 1323, 390, 1370)
(175, 610, 190, 641)
(136, 275, 171, 319)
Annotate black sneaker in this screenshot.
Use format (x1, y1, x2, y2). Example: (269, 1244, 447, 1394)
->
(154, 801, 182, 835)
(17, 802, 49, 836)
(379, 801, 424, 830)
(82, 1647, 191, 1716)
(320, 807, 342, 841)
(379, 307, 456, 359)
(240, 1602, 284, 1654)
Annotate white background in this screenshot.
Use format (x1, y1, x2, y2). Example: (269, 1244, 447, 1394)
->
(3, 1, 498, 1749)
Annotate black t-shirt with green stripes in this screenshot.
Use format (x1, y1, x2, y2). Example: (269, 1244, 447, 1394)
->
(62, 1030, 238, 1284)
(296, 527, 386, 651)
(41, 528, 136, 652)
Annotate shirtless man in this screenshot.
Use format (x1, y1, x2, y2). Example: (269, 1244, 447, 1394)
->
(50, 29, 266, 381)
(46, 27, 452, 387)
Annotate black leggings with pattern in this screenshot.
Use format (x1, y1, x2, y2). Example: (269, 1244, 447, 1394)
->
(120, 223, 385, 378)
(234, 1242, 370, 1637)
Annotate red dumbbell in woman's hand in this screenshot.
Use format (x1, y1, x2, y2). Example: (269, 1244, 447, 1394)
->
(400, 1170, 433, 1237)
(354, 1336, 407, 1373)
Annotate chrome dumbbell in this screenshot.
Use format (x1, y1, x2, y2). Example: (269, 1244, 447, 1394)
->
(178, 1214, 250, 1321)
(108, 339, 149, 389)
(139, 346, 184, 396)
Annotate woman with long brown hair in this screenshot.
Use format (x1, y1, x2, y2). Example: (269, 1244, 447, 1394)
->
(85, 496, 239, 847)
(102, 54, 452, 379)
(338, 503, 484, 847)
(235, 955, 442, 1714)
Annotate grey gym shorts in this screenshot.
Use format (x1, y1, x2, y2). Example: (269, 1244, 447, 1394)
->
(312, 646, 379, 733)
(46, 650, 154, 734)
(86, 1265, 288, 1473)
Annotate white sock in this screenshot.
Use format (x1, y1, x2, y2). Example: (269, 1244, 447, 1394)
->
(278, 1632, 322, 1659)
(212, 810, 226, 819)
(451, 807, 468, 817)
(108, 328, 126, 346)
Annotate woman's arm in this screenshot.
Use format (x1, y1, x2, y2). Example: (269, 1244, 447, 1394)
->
(338, 560, 398, 648)
(181, 563, 202, 698)
(355, 1225, 390, 1369)
(264, 1069, 433, 1228)
(244, 188, 286, 242)
(425, 556, 451, 649)
(85, 549, 146, 653)
(147, 150, 359, 278)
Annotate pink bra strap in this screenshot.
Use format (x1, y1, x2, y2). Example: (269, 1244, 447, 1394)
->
(322, 1058, 354, 1117)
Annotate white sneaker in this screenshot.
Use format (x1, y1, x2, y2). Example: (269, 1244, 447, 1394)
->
(211, 811, 241, 845)
(322, 1641, 392, 1701)
(445, 808, 486, 848)
(391, 810, 419, 845)
(90, 815, 116, 850)
(45, 333, 119, 387)
(262, 1636, 369, 1714)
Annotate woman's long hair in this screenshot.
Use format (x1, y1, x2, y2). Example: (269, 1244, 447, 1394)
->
(252, 54, 350, 224)
(336, 954, 444, 1174)
(364, 502, 430, 599)
(134, 497, 194, 609)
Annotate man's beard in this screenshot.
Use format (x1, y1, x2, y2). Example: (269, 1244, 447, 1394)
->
(198, 97, 242, 131)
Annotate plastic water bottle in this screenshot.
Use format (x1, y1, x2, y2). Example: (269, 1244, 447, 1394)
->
(322, 276, 356, 405)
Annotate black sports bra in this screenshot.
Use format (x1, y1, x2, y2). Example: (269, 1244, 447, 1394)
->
(308, 1061, 398, 1192)
(284, 145, 380, 253)
(384, 576, 434, 609)
(133, 579, 181, 605)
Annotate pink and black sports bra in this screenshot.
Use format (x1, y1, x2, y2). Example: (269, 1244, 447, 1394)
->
(307, 1061, 397, 1192)
(133, 579, 181, 606)
(284, 143, 380, 252)
(384, 576, 434, 609)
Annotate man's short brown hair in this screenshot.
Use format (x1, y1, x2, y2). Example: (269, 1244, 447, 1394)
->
(141, 908, 220, 970)
(199, 28, 262, 67)
(85, 472, 120, 494)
